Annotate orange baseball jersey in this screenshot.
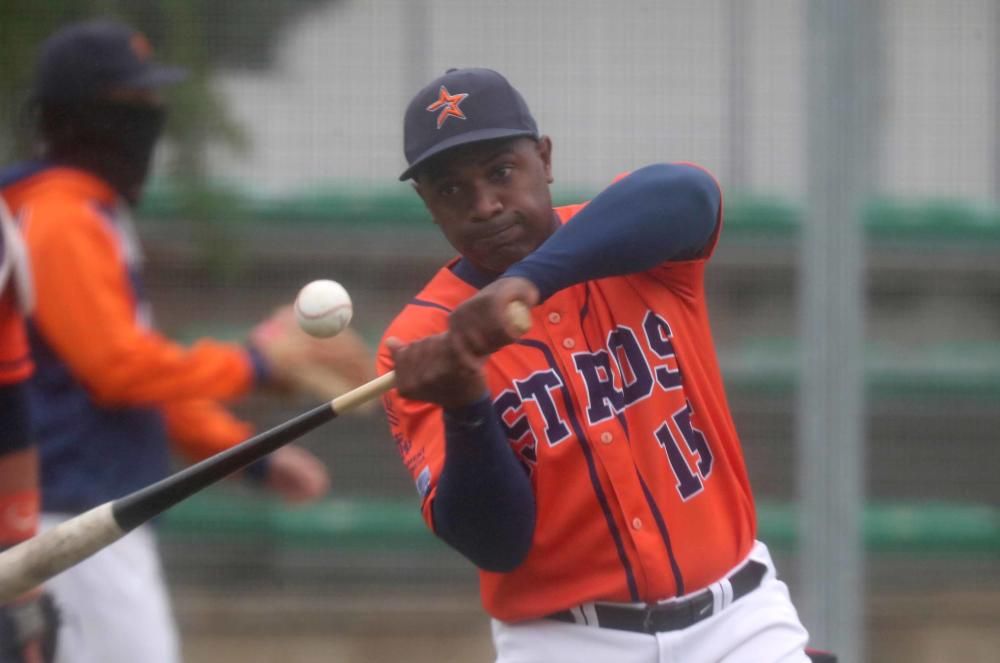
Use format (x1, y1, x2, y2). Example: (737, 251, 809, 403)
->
(0, 199, 38, 546)
(1, 163, 259, 511)
(0, 201, 32, 387)
(378, 180, 755, 622)
(4, 167, 255, 407)
(0, 289, 31, 387)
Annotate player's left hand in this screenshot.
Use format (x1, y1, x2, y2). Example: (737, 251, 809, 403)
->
(263, 444, 330, 504)
(448, 276, 539, 356)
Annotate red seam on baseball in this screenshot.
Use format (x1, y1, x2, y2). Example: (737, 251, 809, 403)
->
(296, 302, 351, 320)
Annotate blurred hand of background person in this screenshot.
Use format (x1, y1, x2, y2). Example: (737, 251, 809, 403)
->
(263, 445, 331, 504)
(250, 304, 377, 404)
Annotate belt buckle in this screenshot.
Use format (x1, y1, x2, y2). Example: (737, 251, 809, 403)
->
(642, 594, 713, 634)
(640, 602, 678, 634)
(640, 604, 657, 634)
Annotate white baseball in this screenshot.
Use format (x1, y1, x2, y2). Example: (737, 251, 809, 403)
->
(294, 280, 353, 338)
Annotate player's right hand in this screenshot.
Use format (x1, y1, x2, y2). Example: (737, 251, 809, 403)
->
(447, 276, 538, 356)
(386, 333, 487, 410)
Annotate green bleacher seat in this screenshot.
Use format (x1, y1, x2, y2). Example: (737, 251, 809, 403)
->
(722, 340, 1000, 399)
(138, 185, 1000, 243)
(161, 490, 999, 557)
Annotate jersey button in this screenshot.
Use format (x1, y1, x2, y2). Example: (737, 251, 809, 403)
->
(548, 312, 561, 324)
(562, 338, 576, 349)
(600, 431, 613, 445)
(632, 517, 643, 530)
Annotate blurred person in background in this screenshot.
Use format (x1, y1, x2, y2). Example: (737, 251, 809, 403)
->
(0, 200, 57, 662)
(0, 19, 374, 663)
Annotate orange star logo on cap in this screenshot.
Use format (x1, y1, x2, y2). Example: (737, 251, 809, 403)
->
(130, 32, 153, 61)
(426, 85, 469, 129)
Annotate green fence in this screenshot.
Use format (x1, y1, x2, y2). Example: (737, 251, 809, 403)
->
(722, 340, 1000, 399)
(162, 490, 1000, 558)
(137, 185, 1000, 243)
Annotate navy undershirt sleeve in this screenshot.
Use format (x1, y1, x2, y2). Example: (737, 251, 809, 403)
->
(245, 343, 273, 386)
(432, 396, 535, 572)
(504, 163, 721, 300)
(242, 343, 273, 484)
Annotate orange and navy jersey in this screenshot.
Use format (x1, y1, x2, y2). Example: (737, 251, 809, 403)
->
(1, 163, 258, 512)
(378, 177, 755, 622)
(0, 201, 32, 387)
(0, 288, 31, 387)
(0, 287, 38, 545)
(0, 200, 39, 544)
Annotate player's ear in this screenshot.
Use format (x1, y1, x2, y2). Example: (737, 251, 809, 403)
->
(411, 179, 429, 205)
(411, 179, 442, 226)
(536, 135, 554, 184)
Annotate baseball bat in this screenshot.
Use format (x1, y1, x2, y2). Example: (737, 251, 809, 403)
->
(0, 301, 532, 601)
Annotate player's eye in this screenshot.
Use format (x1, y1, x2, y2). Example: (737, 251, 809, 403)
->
(438, 182, 461, 197)
(492, 165, 513, 181)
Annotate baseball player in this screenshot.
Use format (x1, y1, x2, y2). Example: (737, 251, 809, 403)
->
(379, 67, 818, 662)
(0, 202, 57, 663)
(0, 19, 372, 663)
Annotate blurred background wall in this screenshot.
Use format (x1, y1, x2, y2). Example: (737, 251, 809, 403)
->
(1, 1, 998, 662)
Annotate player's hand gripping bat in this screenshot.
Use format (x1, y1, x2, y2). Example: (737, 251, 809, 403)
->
(0, 302, 532, 602)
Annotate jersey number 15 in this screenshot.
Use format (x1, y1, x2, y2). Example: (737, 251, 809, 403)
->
(654, 400, 713, 500)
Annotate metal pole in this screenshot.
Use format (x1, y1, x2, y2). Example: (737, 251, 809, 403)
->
(403, 0, 432, 93)
(798, 1, 878, 661)
(727, 0, 750, 192)
(995, 0, 1000, 201)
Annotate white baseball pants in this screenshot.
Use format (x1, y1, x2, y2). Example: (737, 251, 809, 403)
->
(40, 515, 180, 663)
(492, 541, 810, 663)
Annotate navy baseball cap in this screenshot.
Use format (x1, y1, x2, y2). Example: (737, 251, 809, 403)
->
(400, 68, 538, 181)
(32, 19, 187, 103)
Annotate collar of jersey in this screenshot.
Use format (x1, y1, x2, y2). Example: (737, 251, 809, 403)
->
(450, 257, 499, 290)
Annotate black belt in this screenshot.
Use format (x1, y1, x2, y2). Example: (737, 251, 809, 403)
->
(546, 559, 767, 635)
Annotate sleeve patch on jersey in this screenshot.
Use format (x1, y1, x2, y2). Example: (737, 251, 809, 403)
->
(415, 465, 432, 498)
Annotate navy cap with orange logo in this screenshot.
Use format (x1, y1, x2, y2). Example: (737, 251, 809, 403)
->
(32, 19, 187, 103)
(400, 68, 538, 181)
